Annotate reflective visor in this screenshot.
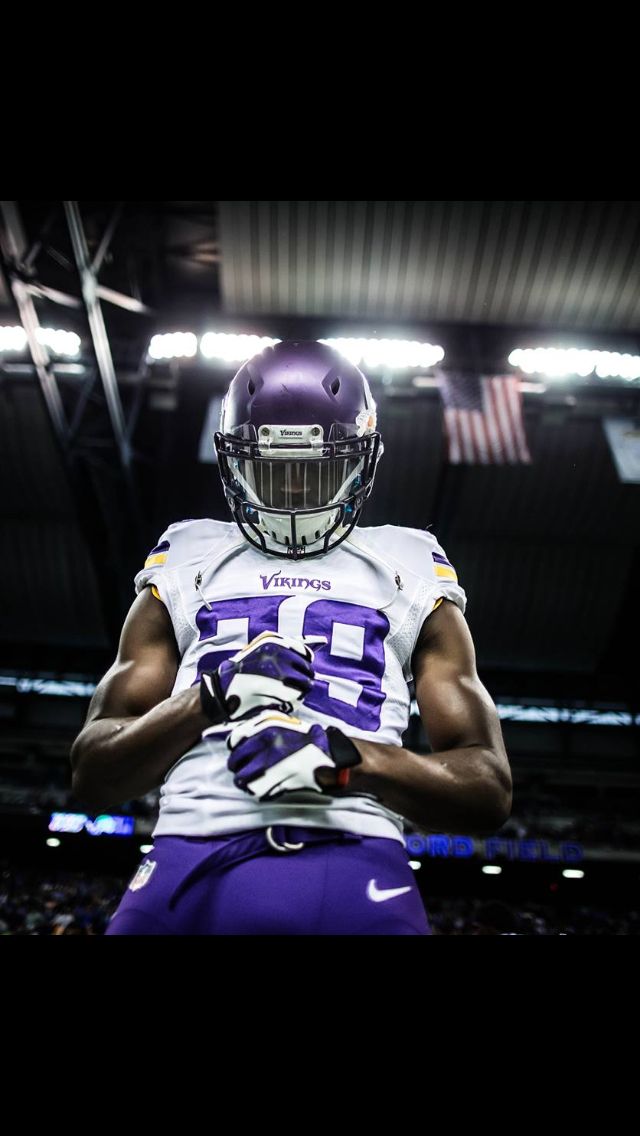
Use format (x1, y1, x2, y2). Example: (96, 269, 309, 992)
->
(229, 455, 365, 511)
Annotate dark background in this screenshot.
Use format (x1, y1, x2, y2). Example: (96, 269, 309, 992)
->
(1, 200, 639, 933)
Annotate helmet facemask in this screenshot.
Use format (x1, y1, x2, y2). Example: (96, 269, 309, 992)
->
(215, 430, 381, 559)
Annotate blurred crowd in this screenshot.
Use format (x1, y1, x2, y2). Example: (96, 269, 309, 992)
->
(1, 861, 637, 935)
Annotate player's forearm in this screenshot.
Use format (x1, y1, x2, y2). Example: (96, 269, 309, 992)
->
(71, 687, 210, 810)
(345, 739, 512, 835)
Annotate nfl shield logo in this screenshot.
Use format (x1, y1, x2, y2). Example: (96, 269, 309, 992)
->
(129, 860, 157, 892)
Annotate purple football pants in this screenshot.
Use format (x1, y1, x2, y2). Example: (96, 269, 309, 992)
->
(105, 826, 430, 935)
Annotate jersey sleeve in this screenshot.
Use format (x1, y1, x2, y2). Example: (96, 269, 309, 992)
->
(428, 537, 467, 615)
(133, 520, 199, 598)
(134, 531, 172, 597)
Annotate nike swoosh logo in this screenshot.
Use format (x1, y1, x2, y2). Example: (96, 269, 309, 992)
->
(366, 879, 412, 903)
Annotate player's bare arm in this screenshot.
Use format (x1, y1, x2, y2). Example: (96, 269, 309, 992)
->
(70, 588, 209, 810)
(332, 600, 512, 835)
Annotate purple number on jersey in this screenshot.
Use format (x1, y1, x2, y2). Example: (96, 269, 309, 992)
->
(194, 596, 390, 732)
(301, 599, 389, 731)
(194, 596, 286, 680)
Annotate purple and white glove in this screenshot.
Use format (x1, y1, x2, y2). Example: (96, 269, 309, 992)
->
(226, 709, 362, 801)
(199, 631, 315, 725)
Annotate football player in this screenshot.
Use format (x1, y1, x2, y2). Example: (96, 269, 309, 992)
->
(71, 341, 511, 934)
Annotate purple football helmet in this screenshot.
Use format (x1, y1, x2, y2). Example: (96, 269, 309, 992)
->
(214, 341, 382, 559)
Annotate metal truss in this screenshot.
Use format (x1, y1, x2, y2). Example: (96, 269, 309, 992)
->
(0, 200, 155, 639)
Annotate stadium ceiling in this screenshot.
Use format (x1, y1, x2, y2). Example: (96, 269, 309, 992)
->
(0, 200, 639, 717)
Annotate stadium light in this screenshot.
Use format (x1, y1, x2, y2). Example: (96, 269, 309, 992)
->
(509, 346, 640, 381)
(200, 333, 280, 362)
(146, 331, 447, 371)
(148, 332, 197, 360)
(320, 336, 444, 370)
(0, 325, 80, 357)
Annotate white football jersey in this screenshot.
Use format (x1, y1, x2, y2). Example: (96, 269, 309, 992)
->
(135, 519, 467, 842)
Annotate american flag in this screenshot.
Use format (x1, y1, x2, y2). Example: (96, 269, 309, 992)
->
(436, 372, 532, 464)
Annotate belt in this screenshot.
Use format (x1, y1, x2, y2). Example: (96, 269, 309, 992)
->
(265, 825, 360, 852)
